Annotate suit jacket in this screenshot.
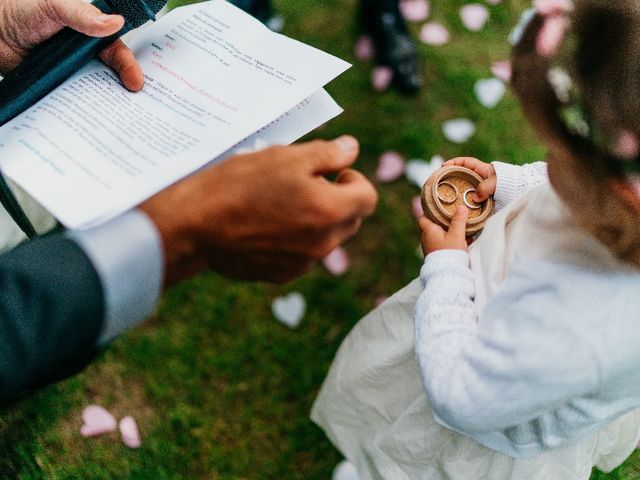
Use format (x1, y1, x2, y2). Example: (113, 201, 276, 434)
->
(0, 234, 104, 403)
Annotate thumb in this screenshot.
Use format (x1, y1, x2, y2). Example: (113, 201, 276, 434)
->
(473, 176, 496, 202)
(51, 0, 125, 37)
(448, 206, 469, 238)
(284, 136, 359, 175)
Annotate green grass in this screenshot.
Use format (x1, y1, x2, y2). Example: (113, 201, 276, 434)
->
(1, 0, 637, 478)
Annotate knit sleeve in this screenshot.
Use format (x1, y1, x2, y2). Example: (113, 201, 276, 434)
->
(414, 254, 599, 434)
(491, 161, 548, 211)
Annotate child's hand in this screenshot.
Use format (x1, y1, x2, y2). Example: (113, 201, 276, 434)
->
(443, 157, 496, 203)
(419, 206, 469, 256)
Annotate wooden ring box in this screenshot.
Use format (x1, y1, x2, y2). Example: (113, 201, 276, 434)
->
(421, 166, 495, 236)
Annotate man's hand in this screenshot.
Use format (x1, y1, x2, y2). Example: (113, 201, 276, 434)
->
(419, 206, 469, 256)
(443, 157, 496, 203)
(140, 136, 378, 286)
(0, 0, 143, 91)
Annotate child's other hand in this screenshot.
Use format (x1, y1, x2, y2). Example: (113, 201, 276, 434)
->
(443, 157, 496, 203)
(419, 206, 469, 256)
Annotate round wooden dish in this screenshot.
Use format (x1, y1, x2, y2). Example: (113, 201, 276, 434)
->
(421, 166, 494, 236)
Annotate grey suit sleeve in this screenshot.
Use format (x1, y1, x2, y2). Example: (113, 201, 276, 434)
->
(0, 210, 164, 403)
(0, 234, 105, 403)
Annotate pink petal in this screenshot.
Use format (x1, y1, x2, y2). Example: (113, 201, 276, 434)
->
(372, 66, 393, 92)
(354, 36, 375, 61)
(80, 405, 117, 437)
(460, 4, 490, 32)
(376, 151, 406, 183)
(119, 416, 142, 448)
(323, 247, 349, 276)
(614, 130, 640, 160)
(419, 23, 450, 46)
(411, 195, 424, 218)
(400, 0, 430, 22)
(534, 0, 573, 16)
(491, 60, 512, 82)
(629, 175, 640, 197)
(536, 15, 569, 57)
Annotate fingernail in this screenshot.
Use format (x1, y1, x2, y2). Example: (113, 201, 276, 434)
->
(334, 135, 358, 154)
(98, 13, 119, 23)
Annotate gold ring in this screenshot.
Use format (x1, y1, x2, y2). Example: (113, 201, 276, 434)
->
(436, 181, 458, 204)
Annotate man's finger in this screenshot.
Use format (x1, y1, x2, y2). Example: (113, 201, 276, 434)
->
(473, 176, 497, 202)
(284, 136, 359, 174)
(51, 0, 124, 37)
(99, 40, 144, 91)
(327, 169, 378, 217)
(448, 206, 469, 239)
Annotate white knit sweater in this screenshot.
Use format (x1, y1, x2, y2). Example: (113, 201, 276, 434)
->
(415, 161, 640, 458)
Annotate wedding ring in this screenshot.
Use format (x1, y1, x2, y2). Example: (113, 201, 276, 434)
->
(463, 189, 482, 209)
(436, 181, 458, 204)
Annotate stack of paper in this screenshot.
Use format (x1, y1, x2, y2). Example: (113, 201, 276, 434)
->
(0, 0, 350, 229)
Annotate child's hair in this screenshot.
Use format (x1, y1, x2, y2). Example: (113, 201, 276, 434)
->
(511, 0, 640, 180)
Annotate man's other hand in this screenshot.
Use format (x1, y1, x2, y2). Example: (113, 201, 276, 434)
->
(141, 136, 378, 286)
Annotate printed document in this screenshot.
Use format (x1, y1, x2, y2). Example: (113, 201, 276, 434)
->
(0, 0, 349, 229)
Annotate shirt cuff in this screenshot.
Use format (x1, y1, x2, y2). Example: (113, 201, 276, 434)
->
(420, 250, 470, 286)
(491, 161, 529, 211)
(68, 210, 164, 345)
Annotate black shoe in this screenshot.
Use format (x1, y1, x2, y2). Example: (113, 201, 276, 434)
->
(361, 1, 423, 94)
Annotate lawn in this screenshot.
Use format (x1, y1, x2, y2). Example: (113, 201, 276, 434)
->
(2, 0, 640, 478)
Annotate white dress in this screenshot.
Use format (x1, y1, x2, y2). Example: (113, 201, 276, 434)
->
(311, 180, 640, 480)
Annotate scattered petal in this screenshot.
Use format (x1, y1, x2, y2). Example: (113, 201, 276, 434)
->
(547, 66, 572, 103)
(376, 151, 406, 182)
(333, 460, 360, 480)
(372, 66, 393, 92)
(80, 405, 117, 437)
(534, 0, 573, 16)
(442, 118, 476, 144)
(629, 175, 640, 197)
(405, 155, 444, 188)
(400, 0, 430, 22)
(614, 130, 640, 160)
(354, 36, 375, 61)
(266, 15, 285, 32)
(375, 296, 388, 307)
(491, 60, 512, 82)
(419, 22, 450, 46)
(411, 195, 424, 218)
(474, 78, 506, 108)
(460, 4, 490, 32)
(119, 416, 142, 449)
(536, 15, 569, 57)
(323, 247, 350, 276)
(272, 292, 306, 329)
(509, 8, 535, 46)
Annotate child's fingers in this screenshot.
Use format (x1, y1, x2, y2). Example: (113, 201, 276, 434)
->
(443, 157, 492, 178)
(473, 176, 497, 202)
(418, 216, 435, 232)
(448, 206, 469, 239)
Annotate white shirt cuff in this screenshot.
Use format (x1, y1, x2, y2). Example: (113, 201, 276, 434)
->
(68, 210, 164, 345)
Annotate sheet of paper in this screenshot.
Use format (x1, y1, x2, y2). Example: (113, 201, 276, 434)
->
(0, 0, 350, 229)
(215, 88, 342, 161)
